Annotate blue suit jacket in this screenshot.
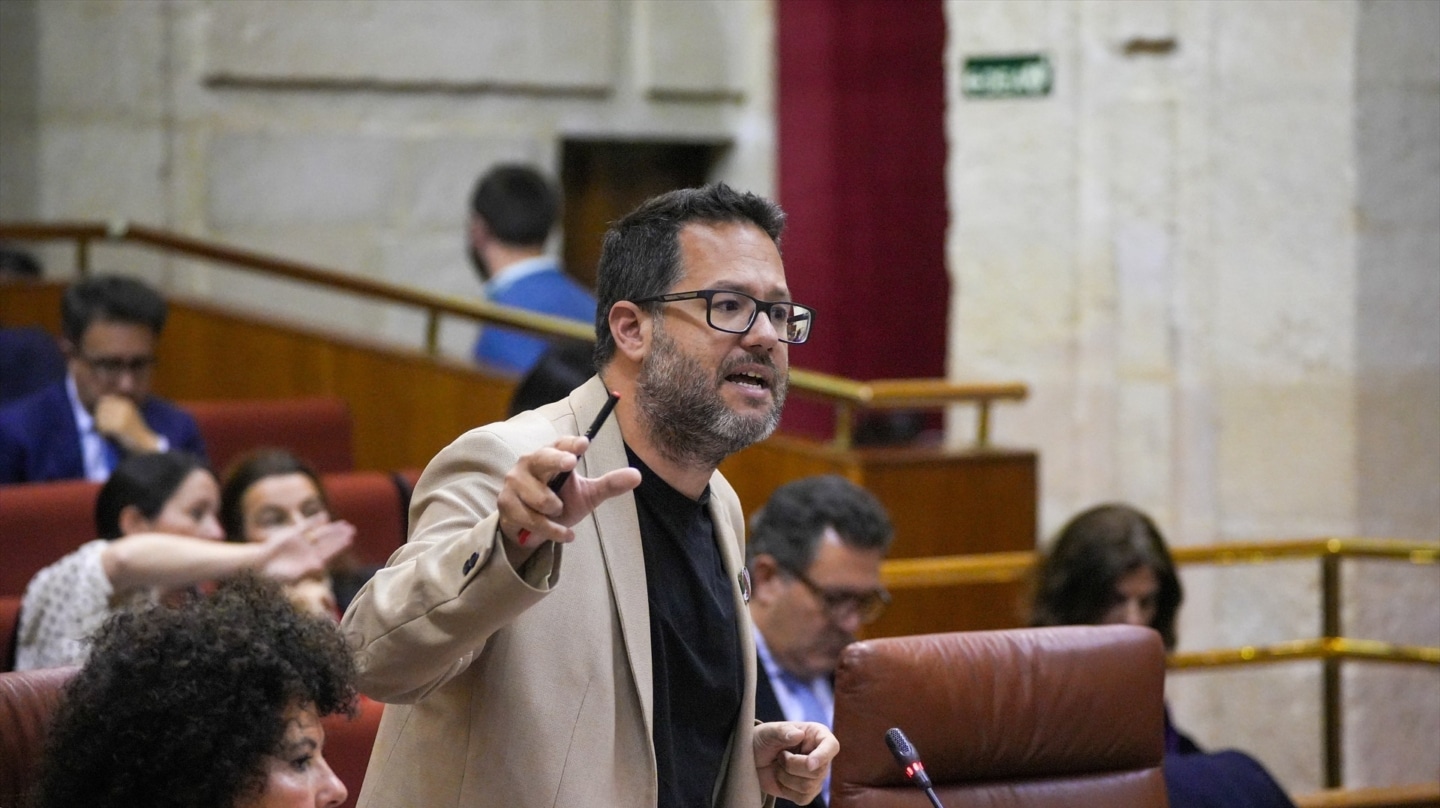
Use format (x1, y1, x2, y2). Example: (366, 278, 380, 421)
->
(0, 327, 66, 406)
(0, 381, 207, 484)
(473, 264, 596, 376)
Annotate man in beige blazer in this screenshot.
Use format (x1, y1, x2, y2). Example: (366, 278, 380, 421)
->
(342, 184, 835, 808)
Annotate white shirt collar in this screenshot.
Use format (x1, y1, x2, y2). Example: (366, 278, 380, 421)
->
(484, 255, 557, 298)
(66, 375, 110, 482)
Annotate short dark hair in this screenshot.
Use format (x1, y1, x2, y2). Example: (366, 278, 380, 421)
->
(471, 164, 560, 248)
(1030, 503, 1184, 649)
(220, 448, 327, 542)
(95, 451, 210, 540)
(35, 574, 357, 808)
(592, 183, 786, 368)
(0, 245, 43, 278)
(507, 339, 596, 417)
(746, 475, 892, 573)
(61, 274, 167, 344)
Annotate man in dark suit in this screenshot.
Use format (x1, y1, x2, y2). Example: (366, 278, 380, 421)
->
(747, 475, 895, 808)
(0, 274, 206, 484)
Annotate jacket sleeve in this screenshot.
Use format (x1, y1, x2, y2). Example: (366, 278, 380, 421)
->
(339, 416, 564, 703)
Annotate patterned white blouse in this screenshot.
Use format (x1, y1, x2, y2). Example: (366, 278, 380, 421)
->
(16, 540, 155, 671)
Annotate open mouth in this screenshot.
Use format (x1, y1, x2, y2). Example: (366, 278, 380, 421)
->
(725, 371, 771, 391)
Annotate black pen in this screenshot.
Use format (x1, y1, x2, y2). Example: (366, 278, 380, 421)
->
(544, 391, 620, 493)
(517, 391, 620, 545)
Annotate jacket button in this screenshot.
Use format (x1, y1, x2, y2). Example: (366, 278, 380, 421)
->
(462, 552, 479, 575)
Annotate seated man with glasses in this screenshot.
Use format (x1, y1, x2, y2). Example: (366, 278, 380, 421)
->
(746, 474, 894, 808)
(0, 273, 206, 484)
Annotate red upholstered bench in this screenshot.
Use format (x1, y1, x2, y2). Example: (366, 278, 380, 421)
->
(0, 479, 102, 597)
(323, 696, 384, 808)
(0, 596, 22, 673)
(184, 396, 354, 475)
(322, 471, 408, 567)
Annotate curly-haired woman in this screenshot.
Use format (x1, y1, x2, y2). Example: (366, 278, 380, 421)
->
(35, 574, 356, 808)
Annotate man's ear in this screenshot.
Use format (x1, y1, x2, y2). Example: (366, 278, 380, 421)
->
(608, 301, 650, 362)
(117, 504, 150, 536)
(468, 216, 489, 250)
(749, 554, 786, 604)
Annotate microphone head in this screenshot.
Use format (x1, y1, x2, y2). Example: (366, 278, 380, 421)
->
(884, 727, 932, 789)
(885, 727, 917, 762)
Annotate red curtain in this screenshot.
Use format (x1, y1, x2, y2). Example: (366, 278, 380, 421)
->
(777, 0, 949, 439)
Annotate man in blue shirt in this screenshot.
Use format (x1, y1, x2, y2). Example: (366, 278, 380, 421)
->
(0, 274, 206, 484)
(468, 164, 596, 375)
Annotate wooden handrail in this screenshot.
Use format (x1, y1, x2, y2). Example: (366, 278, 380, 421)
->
(1294, 783, 1440, 808)
(0, 220, 1026, 447)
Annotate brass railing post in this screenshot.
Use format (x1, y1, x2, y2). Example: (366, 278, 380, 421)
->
(833, 402, 854, 450)
(1322, 549, 1343, 789)
(76, 236, 91, 276)
(424, 308, 441, 357)
(976, 400, 992, 447)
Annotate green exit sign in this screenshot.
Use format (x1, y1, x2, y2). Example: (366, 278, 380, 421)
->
(961, 54, 1053, 99)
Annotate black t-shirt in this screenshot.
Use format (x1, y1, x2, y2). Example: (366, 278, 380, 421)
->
(628, 446, 743, 808)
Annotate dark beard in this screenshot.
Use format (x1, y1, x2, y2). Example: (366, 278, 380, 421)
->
(635, 326, 787, 469)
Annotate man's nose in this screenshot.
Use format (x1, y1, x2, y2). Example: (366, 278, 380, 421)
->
(833, 608, 863, 635)
(1121, 599, 1148, 627)
(111, 366, 149, 394)
(742, 310, 781, 349)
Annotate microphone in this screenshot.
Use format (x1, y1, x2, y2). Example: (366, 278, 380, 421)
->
(885, 727, 945, 808)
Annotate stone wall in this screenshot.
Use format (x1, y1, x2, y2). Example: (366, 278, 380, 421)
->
(944, 0, 1439, 791)
(3, 0, 1435, 794)
(0, 0, 776, 359)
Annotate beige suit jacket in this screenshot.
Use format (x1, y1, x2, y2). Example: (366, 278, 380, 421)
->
(341, 377, 769, 808)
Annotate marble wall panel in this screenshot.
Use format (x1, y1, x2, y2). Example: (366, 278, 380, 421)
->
(203, 0, 616, 93)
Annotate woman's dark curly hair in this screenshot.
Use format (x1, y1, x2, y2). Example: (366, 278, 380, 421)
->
(34, 574, 357, 808)
(1030, 503, 1184, 650)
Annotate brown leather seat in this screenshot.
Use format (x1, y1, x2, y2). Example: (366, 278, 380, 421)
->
(185, 396, 355, 475)
(0, 479, 101, 596)
(0, 666, 75, 806)
(830, 624, 1169, 808)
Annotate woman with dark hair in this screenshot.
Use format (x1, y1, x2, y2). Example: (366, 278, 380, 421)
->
(1031, 503, 1184, 649)
(221, 448, 358, 619)
(15, 451, 351, 670)
(1031, 502, 1193, 751)
(1032, 503, 1297, 808)
(35, 574, 355, 808)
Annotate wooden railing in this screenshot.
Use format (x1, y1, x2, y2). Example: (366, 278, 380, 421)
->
(0, 221, 1026, 448)
(878, 538, 1440, 792)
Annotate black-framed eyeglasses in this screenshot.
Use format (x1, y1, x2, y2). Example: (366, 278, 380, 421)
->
(630, 289, 815, 344)
(78, 353, 156, 381)
(781, 565, 890, 625)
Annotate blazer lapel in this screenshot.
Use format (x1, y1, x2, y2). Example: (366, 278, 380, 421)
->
(573, 377, 655, 737)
